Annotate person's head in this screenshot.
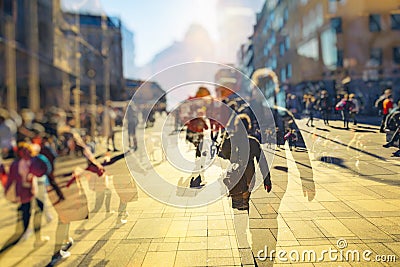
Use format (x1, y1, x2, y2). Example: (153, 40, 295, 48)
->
(321, 90, 328, 97)
(344, 94, 349, 100)
(384, 89, 392, 97)
(17, 142, 33, 160)
(349, 93, 355, 99)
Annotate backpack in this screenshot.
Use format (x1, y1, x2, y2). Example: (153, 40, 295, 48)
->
(30, 155, 52, 177)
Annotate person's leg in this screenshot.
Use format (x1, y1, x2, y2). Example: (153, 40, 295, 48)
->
(111, 133, 117, 151)
(54, 220, 70, 253)
(33, 198, 49, 243)
(49, 173, 65, 200)
(92, 190, 105, 213)
(380, 114, 387, 132)
(104, 188, 112, 213)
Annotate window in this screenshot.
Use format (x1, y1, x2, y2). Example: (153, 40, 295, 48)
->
(272, 54, 277, 69)
(4, 0, 13, 16)
(331, 17, 342, 33)
(283, 7, 289, 23)
(285, 36, 290, 50)
(391, 14, 400, 30)
(287, 64, 292, 78)
(394, 47, 400, 65)
(369, 14, 381, 32)
(279, 42, 285, 56)
(337, 50, 343, 67)
(280, 68, 286, 82)
(370, 48, 383, 65)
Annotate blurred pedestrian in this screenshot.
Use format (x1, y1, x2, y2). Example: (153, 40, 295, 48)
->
(376, 89, 393, 132)
(218, 113, 272, 211)
(126, 104, 139, 151)
(0, 113, 16, 159)
(304, 95, 316, 127)
(316, 90, 332, 125)
(336, 94, 355, 129)
(349, 94, 360, 125)
(1, 143, 50, 254)
(103, 101, 118, 151)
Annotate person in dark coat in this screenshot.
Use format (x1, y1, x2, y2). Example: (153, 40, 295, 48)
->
(218, 114, 272, 211)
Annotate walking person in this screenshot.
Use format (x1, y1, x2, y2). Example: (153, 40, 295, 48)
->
(349, 94, 360, 125)
(103, 101, 118, 151)
(336, 94, 355, 129)
(1, 143, 50, 254)
(316, 90, 332, 125)
(376, 89, 393, 132)
(126, 104, 139, 151)
(304, 95, 316, 127)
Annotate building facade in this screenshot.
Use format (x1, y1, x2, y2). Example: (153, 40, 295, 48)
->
(0, 0, 78, 111)
(247, 0, 400, 114)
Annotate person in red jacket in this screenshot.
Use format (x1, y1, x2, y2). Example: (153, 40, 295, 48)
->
(1, 143, 50, 254)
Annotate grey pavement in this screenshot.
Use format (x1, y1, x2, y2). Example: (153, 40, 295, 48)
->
(0, 113, 399, 266)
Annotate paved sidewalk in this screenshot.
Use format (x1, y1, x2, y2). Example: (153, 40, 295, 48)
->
(0, 114, 399, 266)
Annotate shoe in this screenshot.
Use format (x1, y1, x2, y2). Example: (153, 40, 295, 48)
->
(393, 151, 400, 157)
(383, 143, 393, 148)
(19, 228, 33, 243)
(380, 129, 385, 133)
(190, 175, 202, 188)
(34, 236, 50, 247)
(49, 249, 71, 266)
(46, 212, 53, 223)
(61, 237, 74, 251)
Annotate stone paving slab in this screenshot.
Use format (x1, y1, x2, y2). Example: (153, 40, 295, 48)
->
(0, 116, 399, 266)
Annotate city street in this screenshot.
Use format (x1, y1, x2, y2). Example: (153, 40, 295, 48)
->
(0, 113, 399, 267)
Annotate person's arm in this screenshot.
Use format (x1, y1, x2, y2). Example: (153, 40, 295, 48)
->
(254, 140, 272, 192)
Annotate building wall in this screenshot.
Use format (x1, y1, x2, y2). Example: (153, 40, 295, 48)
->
(248, 0, 400, 114)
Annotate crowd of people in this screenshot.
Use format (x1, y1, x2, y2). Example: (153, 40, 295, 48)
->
(0, 102, 144, 265)
(289, 88, 399, 156)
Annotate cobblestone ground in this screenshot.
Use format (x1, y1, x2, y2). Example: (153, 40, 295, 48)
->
(0, 114, 399, 266)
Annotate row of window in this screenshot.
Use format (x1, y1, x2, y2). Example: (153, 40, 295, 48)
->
(369, 14, 400, 32)
(370, 47, 400, 65)
(280, 64, 292, 82)
(331, 14, 400, 33)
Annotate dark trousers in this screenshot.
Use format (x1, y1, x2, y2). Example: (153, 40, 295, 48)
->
(48, 172, 64, 200)
(342, 111, 350, 129)
(321, 110, 329, 125)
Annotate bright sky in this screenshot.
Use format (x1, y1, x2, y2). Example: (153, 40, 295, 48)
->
(99, 0, 219, 67)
